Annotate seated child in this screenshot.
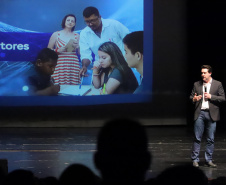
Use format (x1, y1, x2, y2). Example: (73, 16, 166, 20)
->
(26, 48, 60, 95)
(92, 42, 138, 94)
(123, 31, 144, 94)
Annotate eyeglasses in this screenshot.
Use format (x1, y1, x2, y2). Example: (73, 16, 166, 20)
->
(84, 17, 100, 25)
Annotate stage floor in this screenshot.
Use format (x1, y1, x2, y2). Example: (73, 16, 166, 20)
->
(0, 125, 226, 180)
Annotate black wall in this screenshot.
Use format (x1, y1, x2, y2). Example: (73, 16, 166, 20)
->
(187, 1, 226, 128)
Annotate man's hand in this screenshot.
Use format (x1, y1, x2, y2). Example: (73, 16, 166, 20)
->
(79, 59, 91, 77)
(193, 93, 202, 102)
(36, 84, 60, 96)
(204, 92, 211, 100)
(72, 40, 79, 49)
(79, 66, 88, 77)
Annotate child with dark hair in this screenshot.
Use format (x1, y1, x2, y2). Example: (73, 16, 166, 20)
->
(25, 48, 60, 95)
(92, 42, 138, 94)
(123, 31, 144, 94)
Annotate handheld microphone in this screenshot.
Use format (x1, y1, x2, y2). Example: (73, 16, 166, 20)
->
(204, 85, 207, 93)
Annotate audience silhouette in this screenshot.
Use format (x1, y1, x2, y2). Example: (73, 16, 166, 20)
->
(210, 176, 226, 185)
(58, 163, 100, 185)
(94, 118, 151, 185)
(154, 164, 208, 185)
(1, 118, 226, 185)
(5, 169, 38, 185)
(0, 167, 6, 185)
(38, 176, 58, 185)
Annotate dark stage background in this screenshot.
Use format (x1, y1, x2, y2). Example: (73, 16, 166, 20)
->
(0, 0, 226, 128)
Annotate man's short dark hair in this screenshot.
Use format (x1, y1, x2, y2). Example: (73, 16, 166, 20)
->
(201, 65, 212, 73)
(123, 31, 143, 55)
(83, 6, 100, 18)
(36, 48, 58, 62)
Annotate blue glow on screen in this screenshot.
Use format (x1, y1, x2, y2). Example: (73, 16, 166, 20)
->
(22, 86, 29, 92)
(0, 0, 153, 106)
(0, 0, 143, 32)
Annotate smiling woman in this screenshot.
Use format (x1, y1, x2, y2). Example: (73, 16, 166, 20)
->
(47, 14, 81, 85)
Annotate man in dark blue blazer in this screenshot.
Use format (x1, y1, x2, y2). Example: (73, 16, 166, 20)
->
(190, 65, 225, 168)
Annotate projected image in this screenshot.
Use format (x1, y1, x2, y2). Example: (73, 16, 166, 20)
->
(0, 0, 152, 106)
(0, 0, 144, 96)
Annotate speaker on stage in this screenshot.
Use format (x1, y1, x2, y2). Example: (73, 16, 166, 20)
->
(0, 159, 8, 175)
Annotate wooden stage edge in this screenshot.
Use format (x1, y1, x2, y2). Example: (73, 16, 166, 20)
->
(0, 118, 186, 127)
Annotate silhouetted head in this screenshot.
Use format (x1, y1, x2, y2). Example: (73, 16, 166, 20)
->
(209, 176, 226, 185)
(0, 167, 6, 185)
(59, 163, 100, 185)
(6, 169, 37, 185)
(94, 118, 151, 185)
(155, 164, 208, 185)
(38, 176, 58, 185)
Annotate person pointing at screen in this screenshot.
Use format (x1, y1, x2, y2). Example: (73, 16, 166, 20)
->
(79, 6, 130, 77)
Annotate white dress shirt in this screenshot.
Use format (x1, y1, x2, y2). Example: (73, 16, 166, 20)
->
(201, 78, 212, 110)
(79, 18, 130, 62)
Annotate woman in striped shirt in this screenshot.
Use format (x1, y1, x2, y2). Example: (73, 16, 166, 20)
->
(48, 14, 80, 85)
